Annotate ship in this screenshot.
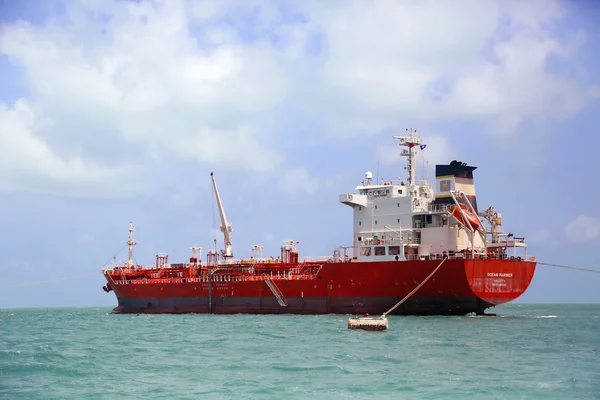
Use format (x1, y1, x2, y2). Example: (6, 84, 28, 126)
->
(101, 129, 536, 316)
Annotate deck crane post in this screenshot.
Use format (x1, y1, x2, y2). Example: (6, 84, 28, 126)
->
(210, 172, 233, 258)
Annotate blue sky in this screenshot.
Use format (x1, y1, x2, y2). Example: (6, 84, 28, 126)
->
(1, 0, 599, 308)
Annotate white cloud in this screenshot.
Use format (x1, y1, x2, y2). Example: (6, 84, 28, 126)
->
(443, 29, 599, 136)
(528, 228, 552, 246)
(0, 0, 289, 196)
(417, 135, 455, 168)
(0, 0, 597, 197)
(564, 215, 600, 243)
(299, 0, 599, 136)
(0, 99, 144, 196)
(322, 170, 353, 192)
(173, 125, 284, 172)
(280, 167, 319, 196)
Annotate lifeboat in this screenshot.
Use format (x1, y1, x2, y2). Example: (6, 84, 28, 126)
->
(450, 203, 480, 230)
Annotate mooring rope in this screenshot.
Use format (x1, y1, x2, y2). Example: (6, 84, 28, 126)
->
(382, 257, 448, 317)
(537, 262, 600, 274)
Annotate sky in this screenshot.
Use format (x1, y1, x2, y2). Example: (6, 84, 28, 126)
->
(0, 0, 599, 308)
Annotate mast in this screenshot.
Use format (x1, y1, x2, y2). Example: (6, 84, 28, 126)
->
(393, 128, 423, 185)
(210, 172, 233, 258)
(127, 221, 136, 267)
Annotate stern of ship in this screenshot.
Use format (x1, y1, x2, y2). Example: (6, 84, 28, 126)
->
(465, 258, 536, 313)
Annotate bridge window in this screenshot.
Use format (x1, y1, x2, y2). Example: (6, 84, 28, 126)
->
(389, 246, 401, 255)
(360, 247, 371, 256)
(374, 246, 385, 256)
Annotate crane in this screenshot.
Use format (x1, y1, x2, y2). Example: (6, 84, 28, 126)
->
(210, 172, 233, 258)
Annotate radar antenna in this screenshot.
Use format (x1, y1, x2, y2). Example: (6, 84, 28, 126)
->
(392, 128, 423, 185)
(210, 172, 233, 258)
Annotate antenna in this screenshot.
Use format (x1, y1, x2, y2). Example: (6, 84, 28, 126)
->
(392, 128, 423, 186)
(376, 154, 380, 184)
(421, 149, 426, 184)
(126, 222, 136, 268)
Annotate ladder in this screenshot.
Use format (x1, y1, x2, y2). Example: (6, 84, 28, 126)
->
(265, 279, 288, 307)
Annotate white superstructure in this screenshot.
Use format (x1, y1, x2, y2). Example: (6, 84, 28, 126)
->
(339, 129, 529, 262)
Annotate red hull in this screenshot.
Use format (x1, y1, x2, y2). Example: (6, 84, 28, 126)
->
(104, 258, 535, 315)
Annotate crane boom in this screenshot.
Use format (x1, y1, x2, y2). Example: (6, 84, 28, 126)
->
(210, 172, 233, 258)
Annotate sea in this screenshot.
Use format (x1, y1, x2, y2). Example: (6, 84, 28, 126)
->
(1, 304, 598, 400)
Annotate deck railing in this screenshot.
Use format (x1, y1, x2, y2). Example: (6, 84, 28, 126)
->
(403, 253, 536, 261)
(428, 203, 452, 213)
(110, 265, 323, 286)
(101, 246, 537, 278)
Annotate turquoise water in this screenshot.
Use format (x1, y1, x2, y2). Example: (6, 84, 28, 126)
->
(1, 304, 599, 399)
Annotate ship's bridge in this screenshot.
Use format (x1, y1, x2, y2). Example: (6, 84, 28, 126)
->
(339, 171, 417, 204)
(356, 181, 407, 197)
(339, 181, 409, 207)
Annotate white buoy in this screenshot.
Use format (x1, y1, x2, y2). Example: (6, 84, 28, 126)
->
(347, 257, 448, 331)
(348, 316, 388, 331)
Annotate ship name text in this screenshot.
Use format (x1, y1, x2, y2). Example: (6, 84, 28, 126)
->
(487, 272, 513, 278)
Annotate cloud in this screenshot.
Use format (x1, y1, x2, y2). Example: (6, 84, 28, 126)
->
(528, 228, 553, 246)
(0, 0, 597, 197)
(0, 0, 289, 196)
(417, 135, 456, 168)
(0, 99, 144, 196)
(299, 0, 599, 137)
(279, 167, 319, 196)
(564, 215, 600, 243)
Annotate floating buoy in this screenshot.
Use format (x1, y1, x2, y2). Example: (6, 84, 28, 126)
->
(348, 257, 448, 331)
(348, 316, 388, 331)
